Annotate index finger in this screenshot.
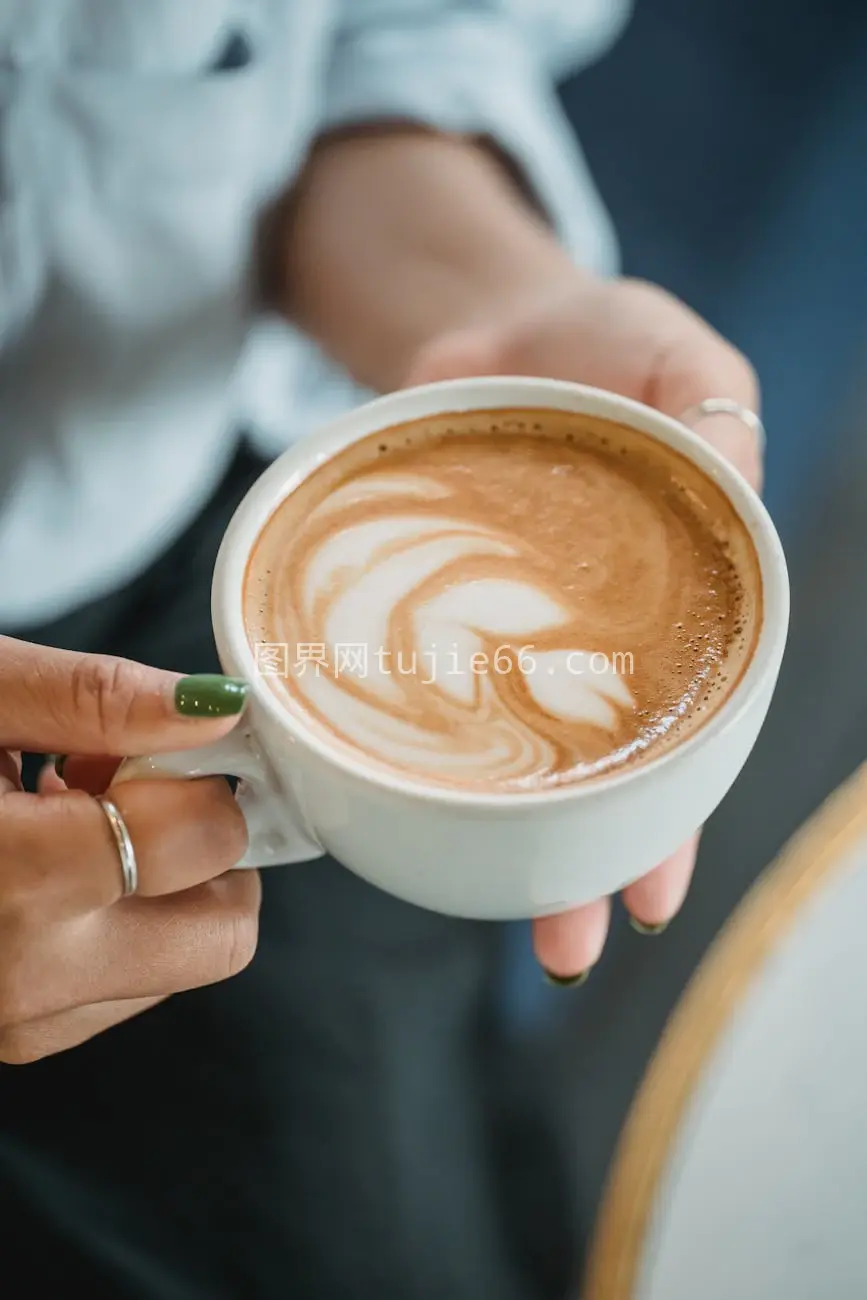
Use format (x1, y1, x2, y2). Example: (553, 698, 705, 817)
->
(0, 638, 248, 755)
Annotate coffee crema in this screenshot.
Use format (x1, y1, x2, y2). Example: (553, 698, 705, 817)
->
(245, 409, 762, 792)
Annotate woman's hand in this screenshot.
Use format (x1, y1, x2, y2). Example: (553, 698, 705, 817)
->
(0, 637, 257, 1063)
(407, 275, 762, 982)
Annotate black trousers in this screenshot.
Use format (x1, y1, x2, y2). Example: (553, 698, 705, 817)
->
(0, 444, 577, 1300)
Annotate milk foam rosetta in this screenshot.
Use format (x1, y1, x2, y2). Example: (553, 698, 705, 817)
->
(245, 409, 762, 792)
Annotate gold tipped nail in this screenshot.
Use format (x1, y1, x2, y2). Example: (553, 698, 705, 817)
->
(629, 916, 670, 936)
(543, 966, 592, 988)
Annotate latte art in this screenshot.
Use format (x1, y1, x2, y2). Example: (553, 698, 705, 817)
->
(288, 482, 636, 784)
(246, 410, 761, 792)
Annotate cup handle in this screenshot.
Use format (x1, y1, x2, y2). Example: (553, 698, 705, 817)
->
(112, 725, 324, 869)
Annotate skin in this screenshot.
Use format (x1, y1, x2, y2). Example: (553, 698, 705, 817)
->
(0, 128, 760, 1062)
(0, 640, 256, 1064)
(285, 131, 761, 979)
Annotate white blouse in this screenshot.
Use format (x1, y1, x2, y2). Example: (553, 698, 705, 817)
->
(0, 0, 622, 624)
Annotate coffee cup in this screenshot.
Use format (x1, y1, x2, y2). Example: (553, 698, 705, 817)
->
(116, 378, 789, 919)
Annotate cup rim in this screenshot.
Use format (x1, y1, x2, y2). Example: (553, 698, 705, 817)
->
(213, 376, 790, 808)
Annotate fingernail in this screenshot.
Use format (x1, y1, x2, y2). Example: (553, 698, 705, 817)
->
(52, 754, 67, 779)
(174, 675, 248, 718)
(629, 916, 670, 936)
(543, 966, 593, 988)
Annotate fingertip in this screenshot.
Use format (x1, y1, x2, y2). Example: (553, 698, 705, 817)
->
(37, 760, 67, 795)
(622, 834, 699, 930)
(172, 675, 249, 720)
(533, 895, 611, 980)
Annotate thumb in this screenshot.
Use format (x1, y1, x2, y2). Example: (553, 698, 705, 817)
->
(403, 328, 503, 388)
(0, 636, 248, 756)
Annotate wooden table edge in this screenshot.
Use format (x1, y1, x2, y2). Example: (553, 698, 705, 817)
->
(583, 761, 867, 1300)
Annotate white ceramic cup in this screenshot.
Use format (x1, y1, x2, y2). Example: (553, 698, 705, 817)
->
(116, 377, 789, 920)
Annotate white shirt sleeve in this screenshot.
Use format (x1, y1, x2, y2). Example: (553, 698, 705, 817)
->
(318, 0, 621, 277)
(242, 0, 626, 458)
(500, 0, 633, 82)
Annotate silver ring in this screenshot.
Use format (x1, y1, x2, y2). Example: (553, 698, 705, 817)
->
(680, 398, 765, 455)
(96, 796, 139, 898)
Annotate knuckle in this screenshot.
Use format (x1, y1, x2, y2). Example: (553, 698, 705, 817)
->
(622, 275, 668, 303)
(0, 873, 40, 931)
(70, 655, 149, 751)
(730, 346, 760, 404)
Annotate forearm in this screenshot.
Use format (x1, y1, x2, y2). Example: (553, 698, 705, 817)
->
(273, 130, 582, 393)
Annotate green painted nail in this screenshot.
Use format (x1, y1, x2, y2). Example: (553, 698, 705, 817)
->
(629, 917, 670, 936)
(174, 675, 248, 718)
(52, 754, 67, 779)
(543, 967, 592, 989)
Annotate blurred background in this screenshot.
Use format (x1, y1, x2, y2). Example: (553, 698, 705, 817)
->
(518, 0, 867, 1274)
(564, 0, 867, 544)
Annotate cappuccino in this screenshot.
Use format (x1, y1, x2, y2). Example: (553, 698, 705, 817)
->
(245, 409, 761, 793)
